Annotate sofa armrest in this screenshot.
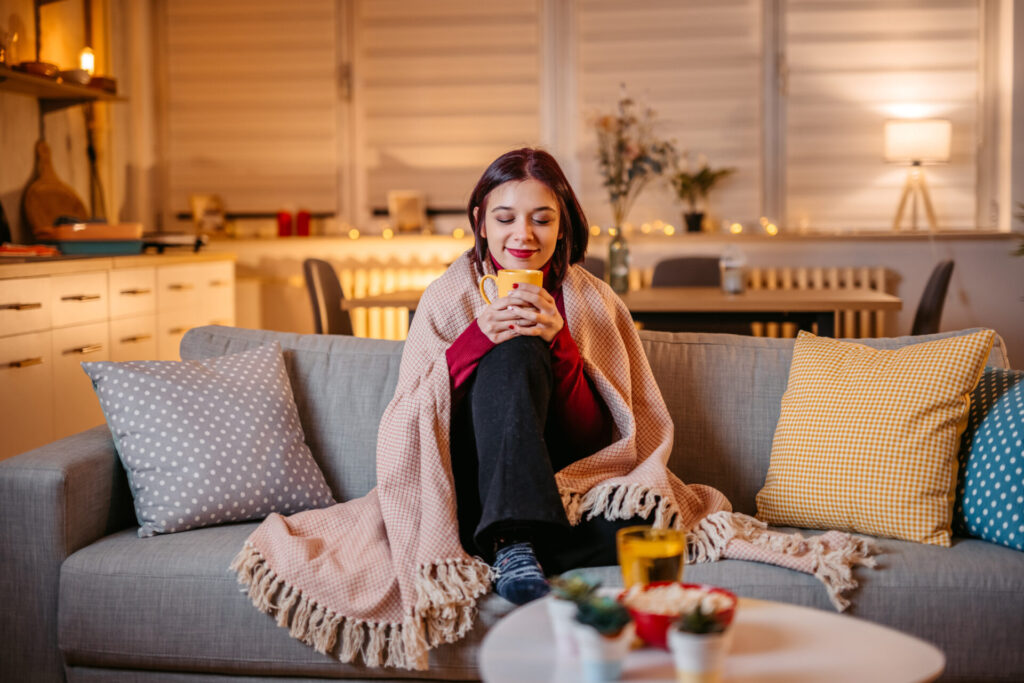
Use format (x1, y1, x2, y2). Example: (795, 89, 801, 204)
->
(0, 426, 135, 683)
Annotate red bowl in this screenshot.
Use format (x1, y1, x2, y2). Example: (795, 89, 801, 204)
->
(618, 582, 737, 650)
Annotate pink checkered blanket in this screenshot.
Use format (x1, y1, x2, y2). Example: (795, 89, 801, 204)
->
(231, 252, 874, 670)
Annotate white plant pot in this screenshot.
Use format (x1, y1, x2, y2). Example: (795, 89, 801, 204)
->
(568, 621, 635, 682)
(667, 628, 731, 683)
(546, 597, 579, 658)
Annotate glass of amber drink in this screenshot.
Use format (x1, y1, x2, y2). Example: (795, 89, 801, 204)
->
(616, 526, 687, 589)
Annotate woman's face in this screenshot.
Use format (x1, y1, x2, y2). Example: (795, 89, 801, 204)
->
(479, 178, 561, 271)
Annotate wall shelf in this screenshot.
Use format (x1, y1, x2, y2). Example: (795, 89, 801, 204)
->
(0, 65, 120, 112)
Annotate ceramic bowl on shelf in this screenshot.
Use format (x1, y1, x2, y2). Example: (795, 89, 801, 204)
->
(15, 61, 59, 78)
(59, 69, 90, 85)
(619, 582, 737, 650)
(88, 75, 116, 93)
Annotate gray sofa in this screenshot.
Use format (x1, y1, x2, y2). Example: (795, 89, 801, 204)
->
(2, 324, 1022, 683)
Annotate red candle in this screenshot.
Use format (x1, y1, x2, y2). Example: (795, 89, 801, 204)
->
(296, 210, 311, 237)
(277, 210, 293, 237)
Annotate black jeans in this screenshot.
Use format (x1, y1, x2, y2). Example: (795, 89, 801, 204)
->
(450, 336, 643, 574)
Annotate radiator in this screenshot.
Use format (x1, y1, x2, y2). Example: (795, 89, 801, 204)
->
(338, 262, 447, 340)
(745, 266, 891, 338)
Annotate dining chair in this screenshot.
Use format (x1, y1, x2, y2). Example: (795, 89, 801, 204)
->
(911, 260, 954, 336)
(651, 256, 721, 287)
(302, 258, 354, 335)
(582, 255, 606, 281)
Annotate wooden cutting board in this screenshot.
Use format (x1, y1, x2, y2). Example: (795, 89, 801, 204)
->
(23, 140, 89, 239)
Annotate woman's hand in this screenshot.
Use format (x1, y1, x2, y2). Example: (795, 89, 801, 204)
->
(476, 284, 563, 344)
(505, 283, 564, 343)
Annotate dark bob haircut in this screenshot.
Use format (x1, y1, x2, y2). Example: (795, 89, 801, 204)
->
(466, 148, 589, 290)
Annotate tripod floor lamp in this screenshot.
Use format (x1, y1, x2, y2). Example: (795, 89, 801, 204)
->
(884, 119, 952, 232)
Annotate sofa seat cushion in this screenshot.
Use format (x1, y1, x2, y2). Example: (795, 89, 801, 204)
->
(59, 526, 1024, 681)
(58, 524, 514, 680)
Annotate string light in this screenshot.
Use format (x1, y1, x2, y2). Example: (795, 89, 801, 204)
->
(348, 228, 360, 239)
(452, 228, 465, 239)
(382, 228, 394, 239)
(765, 223, 779, 236)
(590, 225, 602, 236)
(730, 223, 743, 234)
(609, 227, 619, 237)
(663, 225, 675, 236)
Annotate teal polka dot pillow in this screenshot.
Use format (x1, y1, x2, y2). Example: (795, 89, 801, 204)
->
(953, 368, 1024, 550)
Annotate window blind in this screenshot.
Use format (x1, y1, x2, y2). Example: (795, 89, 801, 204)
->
(160, 0, 338, 215)
(784, 0, 980, 231)
(356, 0, 543, 217)
(576, 0, 763, 230)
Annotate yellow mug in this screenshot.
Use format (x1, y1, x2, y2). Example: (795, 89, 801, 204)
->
(479, 269, 543, 304)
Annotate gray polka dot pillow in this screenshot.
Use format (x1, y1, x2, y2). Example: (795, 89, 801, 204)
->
(82, 342, 336, 537)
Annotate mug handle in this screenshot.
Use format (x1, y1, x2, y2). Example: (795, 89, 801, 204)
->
(479, 274, 497, 304)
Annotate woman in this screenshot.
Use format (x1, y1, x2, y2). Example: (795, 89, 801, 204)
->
(234, 149, 867, 673)
(446, 148, 647, 604)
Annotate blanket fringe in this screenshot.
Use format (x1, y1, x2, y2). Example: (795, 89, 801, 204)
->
(564, 486, 876, 613)
(562, 483, 664, 527)
(231, 543, 420, 670)
(231, 543, 493, 672)
(690, 511, 878, 611)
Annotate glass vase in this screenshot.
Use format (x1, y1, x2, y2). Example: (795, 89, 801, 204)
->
(608, 229, 630, 294)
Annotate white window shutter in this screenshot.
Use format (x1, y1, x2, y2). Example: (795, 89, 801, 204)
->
(784, 0, 980, 231)
(576, 0, 763, 230)
(161, 0, 339, 215)
(356, 0, 543, 216)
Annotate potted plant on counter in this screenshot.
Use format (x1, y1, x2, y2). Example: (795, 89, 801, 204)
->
(568, 594, 635, 682)
(669, 152, 735, 232)
(592, 86, 673, 293)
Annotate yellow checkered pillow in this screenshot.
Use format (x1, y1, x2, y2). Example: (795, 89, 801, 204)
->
(755, 329, 995, 546)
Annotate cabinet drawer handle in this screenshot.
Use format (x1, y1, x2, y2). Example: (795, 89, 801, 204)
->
(168, 283, 194, 291)
(61, 294, 102, 302)
(209, 280, 228, 287)
(120, 288, 152, 296)
(63, 344, 104, 355)
(120, 334, 153, 343)
(168, 327, 188, 334)
(0, 302, 43, 311)
(209, 319, 231, 326)
(8, 357, 43, 368)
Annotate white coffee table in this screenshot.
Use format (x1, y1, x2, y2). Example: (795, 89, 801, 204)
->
(479, 596, 945, 682)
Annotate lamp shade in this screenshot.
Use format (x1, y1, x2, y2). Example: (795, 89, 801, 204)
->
(884, 119, 952, 164)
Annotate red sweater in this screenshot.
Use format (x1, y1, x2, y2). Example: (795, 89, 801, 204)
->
(445, 261, 612, 459)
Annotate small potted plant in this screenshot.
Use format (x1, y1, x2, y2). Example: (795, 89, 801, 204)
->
(547, 572, 600, 657)
(667, 587, 737, 683)
(669, 152, 736, 232)
(568, 594, 635, 682)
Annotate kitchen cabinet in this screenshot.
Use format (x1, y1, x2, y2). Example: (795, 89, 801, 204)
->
(0, 254, 235, 459)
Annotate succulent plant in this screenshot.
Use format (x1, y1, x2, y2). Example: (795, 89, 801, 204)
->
(674, 608, 728, 635)
(549, 572, 599, 603)
(574, 595, 632, 638)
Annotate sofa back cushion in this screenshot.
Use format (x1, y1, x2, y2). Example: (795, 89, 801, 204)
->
(181, 326, 1008, 516)
(180, 326, 403, 503)
(640, 329, 1009, 516)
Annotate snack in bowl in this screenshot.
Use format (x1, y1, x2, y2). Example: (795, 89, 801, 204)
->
(619, 581, 737, 650)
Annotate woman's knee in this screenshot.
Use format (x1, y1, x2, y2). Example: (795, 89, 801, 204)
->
(478, 336, 550, 376)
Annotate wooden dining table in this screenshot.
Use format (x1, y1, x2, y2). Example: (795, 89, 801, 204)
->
(341, 286, 902, 337)
(617, 286, 902, 336)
